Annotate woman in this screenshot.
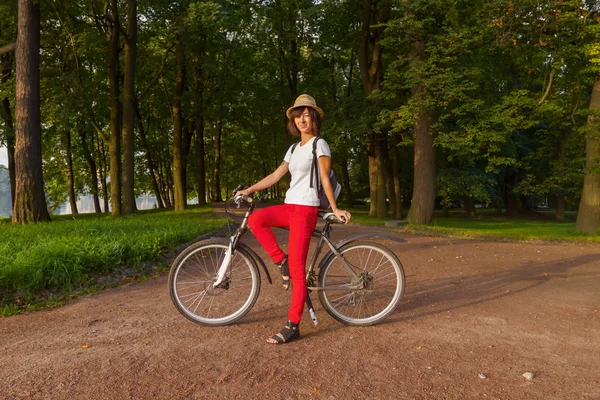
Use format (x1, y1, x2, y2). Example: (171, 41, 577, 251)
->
(238, 94, 351, 344)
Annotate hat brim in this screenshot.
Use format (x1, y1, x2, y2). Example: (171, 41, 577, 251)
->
(286, 104, 324, 119)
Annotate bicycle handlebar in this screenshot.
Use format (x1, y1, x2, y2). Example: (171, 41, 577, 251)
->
(233, 194, 253, 206)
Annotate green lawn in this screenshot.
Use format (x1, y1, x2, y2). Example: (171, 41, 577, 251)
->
(347, 206, 600, 243)
(0, 206, 226, 314)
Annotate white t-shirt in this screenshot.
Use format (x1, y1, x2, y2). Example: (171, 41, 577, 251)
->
(283, 136, 331, 206)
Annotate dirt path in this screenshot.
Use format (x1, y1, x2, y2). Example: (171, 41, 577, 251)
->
(1, 208, 599, 399)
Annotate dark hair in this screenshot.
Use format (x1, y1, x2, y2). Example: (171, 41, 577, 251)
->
(286, 107, 321, 137)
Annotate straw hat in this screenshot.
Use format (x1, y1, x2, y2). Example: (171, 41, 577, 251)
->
(286, 94, 324, 119)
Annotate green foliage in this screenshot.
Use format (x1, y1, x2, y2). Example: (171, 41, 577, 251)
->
(2, 0, 599, 226)
(0, 207, 225, 311)
(436, 168, 496, 206)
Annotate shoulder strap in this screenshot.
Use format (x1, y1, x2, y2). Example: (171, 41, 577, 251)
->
(290, 142, 300, 154)
(310, 137, 321, 190)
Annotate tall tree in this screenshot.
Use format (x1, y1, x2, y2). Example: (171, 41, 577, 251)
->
(172, 35, 186, 211)
(405, 35, 436, 225)
(576, 8, 600, 234)
(359, 0, 390, 218)
(12, 0, 50, 223)
(0, 52, 15, 207)
(0, 3, 17, 209)
(121, 0, 138, 215)
(576, 74, 600, 233)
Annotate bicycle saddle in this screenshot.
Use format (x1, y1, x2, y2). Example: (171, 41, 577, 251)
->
(319, 212, 345, 224)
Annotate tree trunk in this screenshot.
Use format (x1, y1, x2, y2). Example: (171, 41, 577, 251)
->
(172, 38, 186, 211)
(462, 196, 476, 217)
(575, 74, 600, 234)
(64, 131, 78, 214)
(108, 0, 121, 216)
(12, 0, 50, 223)
(121, 0, 137, 215)
(213, 101, 224, 203)
(381, 133, 396, 218)
(340, 50, 355, 208)
(158, 150, 172, 208)
(504, 172, 521, 217)
(182, 121, 193, 198)
(194, 107, 206, 206)
(191, 47, 207, 206)
(80, 129, 102, 213)
(556, 194, 565, 221)
(359, 0, 389, 218)
(340, 158, 353, 207)
(97, 133, 109, 212)
(406, 105, 435, 224)
(92, 130, 109, 212)
(367, 140, 379, 216)
(374, 134, 387, 217)
(555, 128, 567, 222)
(505, 194, 521, 216)
(135, 104, 164, 209)
(1, 53, 16, 208)
(391, 132, 402, 219)
(406, 39, 436, 225)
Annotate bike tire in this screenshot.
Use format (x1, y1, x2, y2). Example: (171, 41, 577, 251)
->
(168, 239, 261, 326)
(317, 241, 405, 326)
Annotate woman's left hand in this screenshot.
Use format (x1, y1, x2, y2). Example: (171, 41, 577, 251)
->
(333, 208, 351, 224)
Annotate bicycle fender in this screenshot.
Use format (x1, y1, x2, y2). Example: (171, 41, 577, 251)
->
(236, 242, 273, 285)
(334, 233, 407, 247)
(209, 237, 273, 285)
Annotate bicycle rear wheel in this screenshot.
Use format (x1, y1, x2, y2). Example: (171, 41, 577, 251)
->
(318, 241, 405, 326)
(169, 239, 260, 326)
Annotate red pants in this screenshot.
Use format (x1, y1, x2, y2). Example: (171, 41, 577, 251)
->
(248, 203, 318, 324)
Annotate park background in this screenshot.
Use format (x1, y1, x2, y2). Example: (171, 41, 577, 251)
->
(1, 0, 600, 230)
(2, 0, 600, 312)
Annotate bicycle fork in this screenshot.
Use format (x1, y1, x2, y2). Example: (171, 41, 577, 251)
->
(213, 237, 234, 288)
(305, 294, 318, 325)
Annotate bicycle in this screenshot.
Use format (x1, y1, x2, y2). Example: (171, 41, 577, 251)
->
(168, 186, 406, 327)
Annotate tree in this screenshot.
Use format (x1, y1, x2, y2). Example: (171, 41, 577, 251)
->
(576, 74, 600, 233)
(358, 0, 391, 218)
(0, 2, 17, 209)
(172, 34, 186, 211)
(576, 8, 600, 234)
(121, 0, 138, 215)
(12, 0, 50, 223)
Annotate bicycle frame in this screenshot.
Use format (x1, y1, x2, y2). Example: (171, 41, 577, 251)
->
(213, 198, 364, 289)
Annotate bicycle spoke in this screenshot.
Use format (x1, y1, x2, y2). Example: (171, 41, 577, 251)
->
(319, 241, 404, 326)
(169, 241, 260, 326)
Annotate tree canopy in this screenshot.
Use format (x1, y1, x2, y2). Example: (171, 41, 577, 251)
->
(1, 0, 599, 233)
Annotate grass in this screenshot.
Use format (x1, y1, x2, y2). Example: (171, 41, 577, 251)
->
(0, 206, 226, 315)
(2, 203, 598, 316)
(346, 206, 600, 244)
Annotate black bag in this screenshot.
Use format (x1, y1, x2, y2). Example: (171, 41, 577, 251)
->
(291, 137, 341, 210)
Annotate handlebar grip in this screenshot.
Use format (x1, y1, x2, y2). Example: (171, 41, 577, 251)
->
(234, 194, 253, 205)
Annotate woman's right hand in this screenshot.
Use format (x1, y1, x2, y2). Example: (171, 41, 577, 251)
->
(237, 188, 253, 197)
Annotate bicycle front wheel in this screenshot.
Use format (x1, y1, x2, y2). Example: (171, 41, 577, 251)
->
(168, 239, 260, 326)
(318, 241, 405, 326)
